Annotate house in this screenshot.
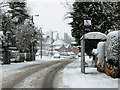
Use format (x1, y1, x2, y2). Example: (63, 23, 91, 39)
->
(66, 44, 73, 52)
(66, 44, 79, 55)
(72, 46, 79, 55)
(54, 44, 66, 52)
(53, 39, 67, 53)
(43, 32, 79, 56)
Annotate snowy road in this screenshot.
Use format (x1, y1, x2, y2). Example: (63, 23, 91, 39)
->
(2, 58, 74, 88)
(1, 56, 118, 89)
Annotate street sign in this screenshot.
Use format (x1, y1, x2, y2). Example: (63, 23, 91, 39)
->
(84, 20, 91, 26)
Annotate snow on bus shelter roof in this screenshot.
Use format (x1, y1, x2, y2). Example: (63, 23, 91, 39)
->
(80, 32, 107, 40)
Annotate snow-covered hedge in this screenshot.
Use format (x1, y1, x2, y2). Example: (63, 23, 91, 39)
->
(97, 42, 106, 71)
(106, 31, 120, 67)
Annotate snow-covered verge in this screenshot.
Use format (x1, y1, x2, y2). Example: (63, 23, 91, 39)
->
(61, 57, 118, 88)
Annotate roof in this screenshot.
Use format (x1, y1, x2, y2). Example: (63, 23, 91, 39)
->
(66, 44, 71, 48)
(54, 46, 61, 49)
(80, 32, 107, 40)
(53, 39, 67, 46)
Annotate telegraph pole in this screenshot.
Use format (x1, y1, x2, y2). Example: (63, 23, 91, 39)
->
(31, 15, 39, 60)
(51, 31, 53, 56)
(51, 31, 57, 56)
(40, 29, 42, 58)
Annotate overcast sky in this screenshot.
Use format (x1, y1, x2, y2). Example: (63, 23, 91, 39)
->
(26, 0, 73, 38)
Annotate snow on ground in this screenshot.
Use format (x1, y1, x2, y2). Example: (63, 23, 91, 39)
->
(36, 55, 64, 61)
(1, 55, 63, 72)
(61, 56, 118, 88)
(0, 56, 63, 81)
(0, 55, 64, 89)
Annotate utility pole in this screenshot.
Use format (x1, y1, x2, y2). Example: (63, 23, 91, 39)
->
(40, 29, 42, 58)
(51, 31, 57, 56)
(31, 15, 39, 60)
(32, 41, 34, 60)
(51, 31, 53, 56)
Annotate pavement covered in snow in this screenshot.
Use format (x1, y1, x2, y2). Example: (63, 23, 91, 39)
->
(61, 56, 118, 88)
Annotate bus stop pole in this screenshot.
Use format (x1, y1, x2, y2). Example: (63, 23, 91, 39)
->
(81, 27, 85, 74)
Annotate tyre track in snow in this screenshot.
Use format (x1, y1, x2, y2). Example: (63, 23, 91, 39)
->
(42, 59, 73, 88)
(2, 60, 65, 88)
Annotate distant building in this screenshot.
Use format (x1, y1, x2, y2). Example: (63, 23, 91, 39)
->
(43, 32, 79, 55)
(66, 44, 73, 52)
(54, 44, 66, 52)
(72, 46, 79, 55)
(53, 39, 67, 52)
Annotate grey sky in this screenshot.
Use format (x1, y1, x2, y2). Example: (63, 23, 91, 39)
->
(26, 0, 73, 38)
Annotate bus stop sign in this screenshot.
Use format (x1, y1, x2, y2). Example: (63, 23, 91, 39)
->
(84, 20, 91, 26)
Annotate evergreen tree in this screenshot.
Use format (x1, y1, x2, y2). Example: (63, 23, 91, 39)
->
(69, 2, 119, 55)
(0, 9, 2, 30)
(8, 0, 29, 25)
(2, 14, 16, 64)
(2, 14, 16, 46)
(7, 0, 38, 60)
(8, 0, 31, 53)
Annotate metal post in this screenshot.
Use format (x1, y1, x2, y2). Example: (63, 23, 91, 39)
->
(81, 37, 85, 73)
(81, 26, 85, 73)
